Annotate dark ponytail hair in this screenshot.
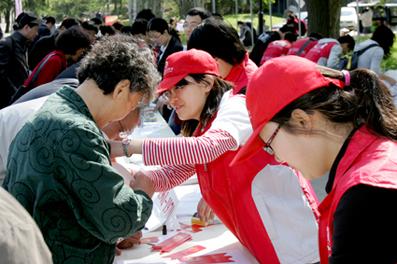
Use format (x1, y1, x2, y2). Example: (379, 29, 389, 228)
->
(181, 74, 232, 136)
(272, 67, 397, 140)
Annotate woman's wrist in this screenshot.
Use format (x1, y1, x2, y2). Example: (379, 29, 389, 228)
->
(122, 138, 132, 157)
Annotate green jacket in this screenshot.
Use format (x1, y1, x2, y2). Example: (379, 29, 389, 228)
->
(4, 86, 153, 264)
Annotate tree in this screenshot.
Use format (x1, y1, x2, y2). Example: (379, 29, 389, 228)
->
(0, 0, 13, 33)
(178, 0, 206, 17)
(307, 0, 341, 38)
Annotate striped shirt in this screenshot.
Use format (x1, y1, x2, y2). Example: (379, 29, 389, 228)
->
(143, 91, 252, 192)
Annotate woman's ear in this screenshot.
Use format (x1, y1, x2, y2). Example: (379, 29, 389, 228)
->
(112, 80, 131, 100)
(290, 109, 313, 130)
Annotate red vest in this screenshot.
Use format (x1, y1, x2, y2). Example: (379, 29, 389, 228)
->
(193, 114, 319, 263)
(287, 37, 318, 57)
(260, 40, 292, 65)
(225, 53, 258, 95)
(305, 41, 337, 63)
(318, 126, 397, 263)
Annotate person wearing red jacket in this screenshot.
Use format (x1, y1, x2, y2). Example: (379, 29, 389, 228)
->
(233, 55, 397, 263)
(188, 18, 257, 95)
(23, 26, 91, 92)
(287, 33, 322, 57)
(111, 49, 320, 263)
(304, 38, 342, 69)
(260, 32, 296, 65)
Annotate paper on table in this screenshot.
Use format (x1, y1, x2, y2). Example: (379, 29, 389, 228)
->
(145, 189, 179, 232)
(113, 159, 179, 232)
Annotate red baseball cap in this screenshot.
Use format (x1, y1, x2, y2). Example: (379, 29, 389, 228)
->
(157, 49, 219, 94)
(232, 55, 344, 165)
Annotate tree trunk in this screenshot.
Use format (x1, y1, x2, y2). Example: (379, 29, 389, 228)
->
(5, 9, 10, 33)
(148, 0, 162, 17)
(307, 0, 341, 38)
(114, 0, 118, 14)
(178, 0, 206, 18)
(127, 0, 137, 23)
(133, 0, 162, 17)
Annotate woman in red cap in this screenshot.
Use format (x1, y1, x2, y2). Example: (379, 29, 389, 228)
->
(233, 55, 397, 263)
(111, 49, 320, 263)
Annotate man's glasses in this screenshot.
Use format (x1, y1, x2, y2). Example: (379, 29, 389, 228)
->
(263, 124, 282, 155)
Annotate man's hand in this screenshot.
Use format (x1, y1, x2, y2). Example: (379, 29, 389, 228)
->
(130, 171, 155, 198)
(115, 231, 142, 255)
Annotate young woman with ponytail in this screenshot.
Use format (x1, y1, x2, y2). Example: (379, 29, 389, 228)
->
(233, 55, 397, 264)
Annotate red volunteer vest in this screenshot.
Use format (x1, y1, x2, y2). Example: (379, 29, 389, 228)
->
(305, 41, 337, 63)
(260, 40, 292, 65)
(318, 126, 397, 263)
(224, 53, 258, 95)
(193, 112, 318, 263)
(287, 37, 318, 57)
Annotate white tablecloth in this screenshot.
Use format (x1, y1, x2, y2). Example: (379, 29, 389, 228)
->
(113, 109, 257, 263)
(114, 185, 258, 264)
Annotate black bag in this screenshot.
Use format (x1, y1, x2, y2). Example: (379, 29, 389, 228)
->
(9, 52, 56, 104)
(350, 43, 379, 70)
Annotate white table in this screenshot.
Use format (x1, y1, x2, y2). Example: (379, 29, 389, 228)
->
(114, 109, 258, 263)
(130, 106, 175, 139)
(114, 185, 258, 264)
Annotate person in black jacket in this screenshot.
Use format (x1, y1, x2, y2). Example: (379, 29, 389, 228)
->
(0, 12, 39, 109)
(147, 17, 183, 76)
(147, 18, 183, 123)
(28, 17, 79, 70)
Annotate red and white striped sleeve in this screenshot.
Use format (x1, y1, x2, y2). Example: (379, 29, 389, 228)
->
(146, 164, 196, 192)
(142, 129, 237, 166)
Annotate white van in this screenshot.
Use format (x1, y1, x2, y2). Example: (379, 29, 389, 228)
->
(340, 6, 359, 30)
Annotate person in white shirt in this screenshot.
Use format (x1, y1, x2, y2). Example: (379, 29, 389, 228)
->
(0, 97, 48, 185)
(360, 8, 373, 34)
(354, 24, 395, 75)
(354, 39, 384, 74)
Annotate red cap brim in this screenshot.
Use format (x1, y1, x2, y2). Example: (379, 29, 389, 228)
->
(231, 122, 267, 166)
(157, 74, 186, 95)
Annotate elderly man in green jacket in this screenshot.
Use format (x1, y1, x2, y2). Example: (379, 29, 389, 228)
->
(3, 35, 160, 264)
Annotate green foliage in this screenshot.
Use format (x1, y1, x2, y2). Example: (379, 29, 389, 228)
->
(0, 0, 14, 13)
(382, 40, 397, 70)
(22, 0, 108, 19)
(224, 13, 284, 30)
(163, 0, 180, 20)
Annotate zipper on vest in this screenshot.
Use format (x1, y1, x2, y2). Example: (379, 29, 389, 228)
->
(204, 164, 208, 172)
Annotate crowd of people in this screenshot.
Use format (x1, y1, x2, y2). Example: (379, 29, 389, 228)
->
(0, 4, 396, 264)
